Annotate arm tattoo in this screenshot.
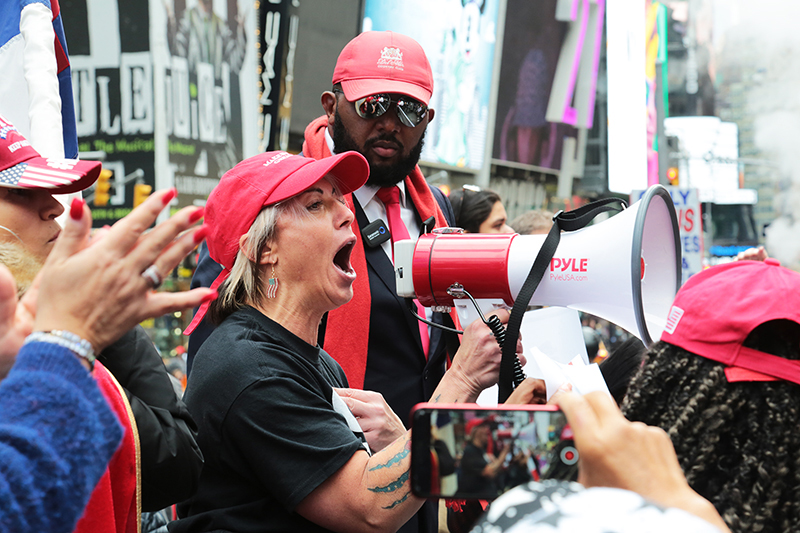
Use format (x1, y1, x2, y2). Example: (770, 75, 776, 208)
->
(368, 470, 409, 493)
(382, 491, 411, 509)
(369, 448, 409, 471)
(369, 437, 411, 471)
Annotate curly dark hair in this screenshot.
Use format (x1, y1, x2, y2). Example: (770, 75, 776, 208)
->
(621, 320, 800, 532)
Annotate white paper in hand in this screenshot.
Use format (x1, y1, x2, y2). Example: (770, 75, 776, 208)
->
(531, 347, 611, 401)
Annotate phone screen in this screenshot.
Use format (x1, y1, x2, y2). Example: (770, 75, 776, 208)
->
(410, 403, 577, 499)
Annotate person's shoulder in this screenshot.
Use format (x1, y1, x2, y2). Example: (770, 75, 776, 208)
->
(192, 310, 265, 370)
(428, 184, 455, 225)
(199, 309, 315, 373)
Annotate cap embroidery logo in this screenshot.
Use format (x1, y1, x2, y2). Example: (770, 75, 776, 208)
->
(377, 47, 404, 70)
(664, 306, 684, 335)
(263, 152, 292, 167)
(7, 140, 29, 153)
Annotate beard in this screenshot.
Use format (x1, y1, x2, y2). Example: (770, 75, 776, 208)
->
(332, 108, 426, 188)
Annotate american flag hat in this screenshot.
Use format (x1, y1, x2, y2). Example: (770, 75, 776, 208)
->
(0, 115, 100, 193)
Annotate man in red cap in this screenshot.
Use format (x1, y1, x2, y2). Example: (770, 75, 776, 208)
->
(187, 31, 510, 533)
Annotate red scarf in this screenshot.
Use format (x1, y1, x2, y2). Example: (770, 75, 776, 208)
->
(303, 116, 460, 387)
(74, 362, 140, 533)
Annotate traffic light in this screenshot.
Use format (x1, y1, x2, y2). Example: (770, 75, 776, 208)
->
(667, 167, 679, 186)
(133, 183, 152, 207)
(94, 168, 112, 206)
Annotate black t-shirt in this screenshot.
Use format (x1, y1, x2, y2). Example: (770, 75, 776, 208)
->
(171, 307, 369, 533)
(459, 442, 492, 494)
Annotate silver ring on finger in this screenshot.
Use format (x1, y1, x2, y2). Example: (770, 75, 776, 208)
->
(141, 264, 163, 289)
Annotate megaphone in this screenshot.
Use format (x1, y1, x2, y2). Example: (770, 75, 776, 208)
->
(396, 185, 681, 345)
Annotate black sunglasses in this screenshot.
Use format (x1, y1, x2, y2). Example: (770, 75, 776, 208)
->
(334, 89, 428, 128)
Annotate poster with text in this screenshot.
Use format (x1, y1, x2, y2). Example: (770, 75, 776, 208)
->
(363, 0, 500, 170)
(158, 0, 258, 208)
(64, 0, 156, 226)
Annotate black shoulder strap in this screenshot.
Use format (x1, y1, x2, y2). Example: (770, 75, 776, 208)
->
(498, 197, 627, 402)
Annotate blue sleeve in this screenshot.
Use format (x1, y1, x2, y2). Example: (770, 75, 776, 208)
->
(429, 185, 456, 227)
(0, 343, 123, 533)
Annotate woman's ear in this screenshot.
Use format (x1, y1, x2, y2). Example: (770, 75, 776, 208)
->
(239, 233, 274, 264)
(259, 246, 275, 266)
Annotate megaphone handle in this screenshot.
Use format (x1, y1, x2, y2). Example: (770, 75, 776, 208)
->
(485, 314, 526, 387)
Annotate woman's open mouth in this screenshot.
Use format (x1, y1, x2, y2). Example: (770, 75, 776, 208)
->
(333, 238, 356, 277)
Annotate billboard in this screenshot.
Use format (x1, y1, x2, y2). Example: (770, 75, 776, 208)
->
(63, 0, 258, 224)
(363, 0, 500, 170)
(607, 0, 647, 194)
(491, 0, 578, 171)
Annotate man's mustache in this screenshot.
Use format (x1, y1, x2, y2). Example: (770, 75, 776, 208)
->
(365, 134, 404, 153)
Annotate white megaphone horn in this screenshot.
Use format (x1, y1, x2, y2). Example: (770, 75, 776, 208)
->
(395, 185, 682, 346)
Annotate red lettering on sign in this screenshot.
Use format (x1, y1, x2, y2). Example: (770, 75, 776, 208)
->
(679, 208, 695, 232)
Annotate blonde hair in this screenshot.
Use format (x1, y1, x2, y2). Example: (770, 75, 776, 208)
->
(208, 203, 286, 324)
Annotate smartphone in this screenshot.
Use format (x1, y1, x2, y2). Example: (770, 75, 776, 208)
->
(410, 403, 577, 500)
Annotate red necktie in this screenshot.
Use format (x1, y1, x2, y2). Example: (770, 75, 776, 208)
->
(376, 186, 430, 358)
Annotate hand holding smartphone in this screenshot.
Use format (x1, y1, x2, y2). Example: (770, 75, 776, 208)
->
(410, 403, 578, 500)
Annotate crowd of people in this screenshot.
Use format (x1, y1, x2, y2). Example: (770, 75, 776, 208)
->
(1, 24, 797, 533)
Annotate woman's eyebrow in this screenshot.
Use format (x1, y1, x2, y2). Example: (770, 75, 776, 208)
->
(297, 187, 325, 197)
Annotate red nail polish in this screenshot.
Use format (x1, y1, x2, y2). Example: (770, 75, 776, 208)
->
(193, 225, 210, 244)
(69, 198, 84, 220)
(200, 290, 218, 303)
(189, 206, 205, 224)
(162, 187, 178, 205)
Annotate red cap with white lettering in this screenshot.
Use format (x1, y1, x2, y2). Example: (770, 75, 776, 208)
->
(661, 258, 800, 385)
(332, 31, 434, 105)
(0, 114, 100, 193)
(183, 150, 369, 335)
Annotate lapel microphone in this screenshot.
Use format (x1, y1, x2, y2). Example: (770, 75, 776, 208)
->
(361, 219, 391, 248)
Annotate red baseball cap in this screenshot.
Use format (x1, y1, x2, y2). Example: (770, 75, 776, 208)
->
(332, 31, 434, 105)
(465, 418, 489, 435)
(0, 115, 100, 193)
(661, 258, 800, 385)
(184, 151, 369, 334)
